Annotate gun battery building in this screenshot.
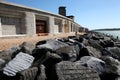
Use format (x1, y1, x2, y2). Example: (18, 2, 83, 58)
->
(0, 1, 83, 37)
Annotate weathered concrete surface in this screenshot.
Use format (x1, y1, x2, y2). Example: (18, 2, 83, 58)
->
(25, 12, 36, 36)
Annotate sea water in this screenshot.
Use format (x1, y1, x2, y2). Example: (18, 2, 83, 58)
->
(95, 30, 120, 40)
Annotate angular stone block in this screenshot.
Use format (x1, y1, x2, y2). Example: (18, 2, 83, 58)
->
(56, 61, 100, 80)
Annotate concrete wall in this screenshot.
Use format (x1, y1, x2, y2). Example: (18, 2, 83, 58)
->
(1, 16, 22, 35)
(54, 25, 59, 33)
(0, 1, 82, 37)
(48, 16, 55, 35)
(25, 12, 36, 36)
(2, 25, 16, 35)
(54, 18, 62, 33)
(68, 21, 71, 33)
(0, 18, 2, 37)
(0, 4, 25, 35)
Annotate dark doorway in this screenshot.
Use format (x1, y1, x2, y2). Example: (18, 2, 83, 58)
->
(36, 20, 48, 36)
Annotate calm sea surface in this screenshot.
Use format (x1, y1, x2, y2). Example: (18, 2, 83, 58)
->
(95, 30, 120, 40)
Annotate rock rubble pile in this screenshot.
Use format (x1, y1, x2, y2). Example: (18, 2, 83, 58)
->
(0, 32, 120, 80)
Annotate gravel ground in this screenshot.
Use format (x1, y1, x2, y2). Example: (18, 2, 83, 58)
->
(0, 33, 84, 51)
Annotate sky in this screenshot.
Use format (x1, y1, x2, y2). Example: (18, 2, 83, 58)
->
(5, 0, 120, 30)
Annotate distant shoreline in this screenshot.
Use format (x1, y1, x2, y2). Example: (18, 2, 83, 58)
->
(92, 28, 120, 31)
(92, 29, 120, 40)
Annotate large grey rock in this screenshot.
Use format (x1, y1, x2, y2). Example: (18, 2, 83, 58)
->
(77, 47, 91, 60)
(3, 52, 34, 76)
(43, 53, 62, 80)
(82, 38, 89, 46)
(115, 42, 120, 47)
(8, 46, 21, 59)
(88, 39, 103, 51)
(56, 61, 100, 80)
(56, 46, 77, 61)
(37, 39, 69, 51)
(36, 65, 46, 80)
(86, 46, 102, 58)
(32, 48, 61, 67)
(32, 47, 62, 80)
(78, 56, 106, 75)
(73, 41, 84, 50)
(81, 33, 93, 39)
(0, 51, 12, 62)
(43, 52, 62, 67)
(101, 56, 120, 75)
(72, 42, 81, 59)
(57, 37, 69, 43)
(100, 40, 114, 48)
(92, 35, 100, 40)
(0, 59, 5, 69)
(104, 36, 112, 41)
(115, 76, 120, 80)
(107, 47, 120, 56)
(18, 67, 38, 80)
(78, 37, 84, 43)
(106, 47, 120, 60)
(19, 42, 35, 55)
(8, 46, 21, 55)
(32, 48, 51, 64)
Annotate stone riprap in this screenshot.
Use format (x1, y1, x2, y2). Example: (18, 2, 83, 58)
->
(56, 61, 100, 80)
(0, 32, 120, 80)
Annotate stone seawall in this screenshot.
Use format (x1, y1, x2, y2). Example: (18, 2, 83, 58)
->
(0, 32, 120, 80)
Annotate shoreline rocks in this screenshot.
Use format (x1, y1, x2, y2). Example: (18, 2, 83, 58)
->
(0, 32, 120, 80)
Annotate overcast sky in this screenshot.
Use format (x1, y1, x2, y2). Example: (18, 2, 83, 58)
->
(6, 0, 120, 30)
